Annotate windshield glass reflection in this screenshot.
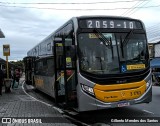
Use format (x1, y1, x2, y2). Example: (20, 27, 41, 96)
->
(78, 33, 148, 75)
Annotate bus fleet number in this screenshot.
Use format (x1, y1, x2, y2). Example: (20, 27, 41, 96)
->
(87, 20, 134, 29)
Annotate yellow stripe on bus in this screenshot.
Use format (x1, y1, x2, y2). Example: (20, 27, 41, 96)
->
(94, 80, 146, 91)
(94, 80, 146, 102)
(34, 78, 44, 87)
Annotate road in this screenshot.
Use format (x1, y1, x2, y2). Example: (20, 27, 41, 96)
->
(133, 86, 160, 115)
(24, 84, 160, 126)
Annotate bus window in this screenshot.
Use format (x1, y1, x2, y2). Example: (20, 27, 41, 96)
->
(47, 58, 54, 76)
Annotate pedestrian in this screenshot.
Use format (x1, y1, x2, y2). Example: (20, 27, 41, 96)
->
(0, 69, 4, 95)
(2, 69, 7, 78)
(11, 68, 14, 79)
(12, 69, 20, 88)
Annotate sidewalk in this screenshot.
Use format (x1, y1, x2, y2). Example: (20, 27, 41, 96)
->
(0, 75, 75, 126)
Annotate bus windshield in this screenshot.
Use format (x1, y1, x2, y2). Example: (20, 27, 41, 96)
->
(78, 32, 149, 74)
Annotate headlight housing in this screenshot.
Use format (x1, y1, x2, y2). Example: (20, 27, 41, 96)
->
(146, 79, 151, 90)
(81, 84, 94, 96)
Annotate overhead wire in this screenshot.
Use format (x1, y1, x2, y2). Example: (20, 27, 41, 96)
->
(127, 0, 150, 16)
(0, 0, 159, 42)
(0, 3, 160, 10)
(148, 37, 160, 42)
(147, 23, 160, 41)
(148, 32, 160, 37)
(147, 23, 160, 29)
(121, 1, 144, 16)
(121, 0, 151, 16)
(0, 0, 149, 5)
(147, 28, 160, 33)
(146, 23, 160, 32)
(120, 0, 159, 42)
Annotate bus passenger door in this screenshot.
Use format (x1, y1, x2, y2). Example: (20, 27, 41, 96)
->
(54, 37, 77, 108)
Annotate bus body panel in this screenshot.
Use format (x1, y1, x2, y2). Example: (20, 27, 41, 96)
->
(77, 84, 152, 112)
(25, 16, 152, 112)
(77, 71, 152, 112)
(34, 75, 55, 98)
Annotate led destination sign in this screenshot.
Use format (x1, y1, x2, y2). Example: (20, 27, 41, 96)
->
(79, 19, 142, 29)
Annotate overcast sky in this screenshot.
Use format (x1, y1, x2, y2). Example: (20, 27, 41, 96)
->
(0, 0, 160, 61)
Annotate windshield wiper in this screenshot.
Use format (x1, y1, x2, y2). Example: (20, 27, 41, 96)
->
(109, 37, 114, 59)
(93, 29, 114, 59)
(120, 35, 124, 58)
(122, 29, 134, 47)
(93, 29, 111, 47)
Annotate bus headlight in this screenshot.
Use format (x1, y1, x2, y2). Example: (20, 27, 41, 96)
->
(146, 80, 151, 89)
(81, 84, 94, 96)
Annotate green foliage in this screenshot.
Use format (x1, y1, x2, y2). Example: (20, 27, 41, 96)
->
(9, 60, 24, 69)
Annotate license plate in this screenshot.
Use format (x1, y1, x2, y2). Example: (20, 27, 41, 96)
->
(118, 102, 130, 107)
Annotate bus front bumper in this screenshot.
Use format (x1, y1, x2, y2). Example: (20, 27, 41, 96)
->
(77, 84, 152, 112)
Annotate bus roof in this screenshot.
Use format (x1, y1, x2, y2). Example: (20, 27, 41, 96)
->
(27, 15, 144, 55)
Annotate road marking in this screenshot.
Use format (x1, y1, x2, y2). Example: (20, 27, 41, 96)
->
(143, 110, 154, 114)
(22, 81, 90, 126)
(22, 81, 64, 114)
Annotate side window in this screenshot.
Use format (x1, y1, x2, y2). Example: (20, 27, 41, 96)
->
(47, 58, 54, 76)
(42, 59, 47, 76)
(35, 60, 43, 75)
(65, 23, 74, 45)
(35, 58, 54, 76)
(47, 43, 51, 51)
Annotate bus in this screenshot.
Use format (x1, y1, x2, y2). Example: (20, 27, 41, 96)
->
(23, 56, 36, 85)
(24, 16, 152, 112)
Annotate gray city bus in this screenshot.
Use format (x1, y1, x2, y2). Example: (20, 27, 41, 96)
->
(25, 16, 152, 112)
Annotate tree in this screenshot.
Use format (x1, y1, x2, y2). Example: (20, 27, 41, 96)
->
(9, 60, 23, 70)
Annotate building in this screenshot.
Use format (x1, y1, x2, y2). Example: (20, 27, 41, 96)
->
(0, 58, 15, 70)
(0, 28, 5, 38)
(148, 43, 154, 59)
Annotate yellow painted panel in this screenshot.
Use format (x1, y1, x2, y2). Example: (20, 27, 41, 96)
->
(66, 57, 71, 63)
(56, 43, 63, 46)
(94, 84, 146, 102)
(127, 64, 145, 70)
(94, 80, 146, 91)
(89, 33, 100, 38)
(34, 77, 44, 87)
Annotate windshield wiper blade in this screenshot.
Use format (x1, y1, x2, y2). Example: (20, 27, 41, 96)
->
(93, 29, 111, 47)
(122, 29, 134, 47)
(93, 29, 114, 59)
(120, 35, 124, 58)
(110, 37, 114, 59)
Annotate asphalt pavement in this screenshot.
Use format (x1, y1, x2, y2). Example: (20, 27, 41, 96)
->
(1, 74, 160, 126)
